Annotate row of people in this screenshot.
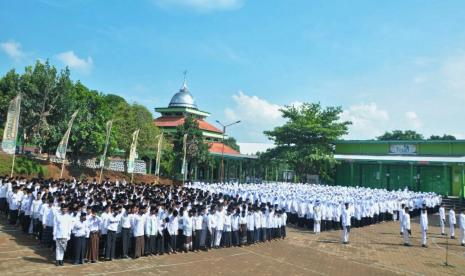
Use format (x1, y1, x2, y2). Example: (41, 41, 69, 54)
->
(0, 176, 287, 266)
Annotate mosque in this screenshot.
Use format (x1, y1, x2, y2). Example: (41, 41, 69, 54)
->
(153, 78, 259, 182)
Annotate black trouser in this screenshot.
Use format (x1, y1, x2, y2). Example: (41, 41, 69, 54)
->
(281, 226, 286, 238)
(144, 235, 151, 255)
(232, 230, 239, 246)
(194, 230, 201, 250)
(156, 233, 164, 254)
(22, 215, 31, 233)
(100, 234, 107, 256)
(73, 236, 86, 264)
(105, 230, 116, 260)
(261, 228, 266, 242)
(247, 230, 254, 244)
(170, 234, 177, 252)
(223, 231, 232, 247)
(9, 209, 18, 225)
(121, 228, 131, 257)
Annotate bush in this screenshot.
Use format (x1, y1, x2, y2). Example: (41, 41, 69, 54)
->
(0, 153, 48, 177)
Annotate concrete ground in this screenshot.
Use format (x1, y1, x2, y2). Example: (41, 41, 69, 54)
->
(0, 214, 464, 276)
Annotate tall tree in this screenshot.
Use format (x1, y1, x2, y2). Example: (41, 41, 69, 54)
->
(224, 137, 240, 152)
(173, 116, 212, 180)
(19, 60, 73, 152)
(264, 103, 350, 181)
(377, 130, 424, 141)
(0, 70, 20, 130)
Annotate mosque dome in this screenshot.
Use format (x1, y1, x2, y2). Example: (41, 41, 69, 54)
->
(168, 81, 197, 109)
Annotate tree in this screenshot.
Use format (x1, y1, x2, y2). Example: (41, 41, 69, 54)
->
(377, 130, 424, 141)
(224, 137, 240, 152)
(112, 103, 160, 159)
(264, 103, 351, 182)
(20, 61, 73, 152)
(173, 116, 212, 180)
(429, 134, 456, 140)
(0, 69, 20, 129)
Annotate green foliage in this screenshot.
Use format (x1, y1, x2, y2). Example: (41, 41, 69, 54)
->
(429, 134, 456, 140)
(263, 103, 350, 181)
(224, 137, 240, 152)
(0, 154, 48, 177)
(173, 116, 212, 179)
(377, 130, 424, 140)
(0, 60, 163, 164)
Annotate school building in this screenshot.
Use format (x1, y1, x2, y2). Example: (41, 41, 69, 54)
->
(334, 140, 465, 197)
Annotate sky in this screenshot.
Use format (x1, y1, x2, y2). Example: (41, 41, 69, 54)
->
(1, 0, 465, 149)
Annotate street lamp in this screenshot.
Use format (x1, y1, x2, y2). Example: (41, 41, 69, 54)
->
(215, 120, 241, 183)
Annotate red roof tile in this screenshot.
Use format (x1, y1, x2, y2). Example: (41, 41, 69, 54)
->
(208, 142, 240, 155)
(154, 117, 222, 133)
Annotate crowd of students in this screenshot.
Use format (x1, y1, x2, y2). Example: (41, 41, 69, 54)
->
(0, 176, 287, 266)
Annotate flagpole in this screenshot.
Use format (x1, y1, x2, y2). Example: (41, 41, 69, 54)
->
(60, 159, 65, 178)
(10, 152, 16, 178)
(98, 120, 113, 184)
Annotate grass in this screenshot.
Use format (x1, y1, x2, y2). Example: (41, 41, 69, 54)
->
(0, 153, 49, 177)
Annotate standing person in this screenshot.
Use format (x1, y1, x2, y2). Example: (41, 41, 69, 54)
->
(168, 209, 179, 254)
(439, 203, 446, 236)
(231, 209, 240, 246)
(223, 209, 232, 248)
(314, 203, 321, 234)
(183, 210, 193, 253)
(72, 213, 88, 265)
(402, 207, 411, 246)
(87, 208, 102, 263)
(30, 193, 42, 239)
(105, 206, 120, 261)
(341, 203, 351, 244)
(145, 207, 159, 255)
(132, 206, 146, 258)
(215, 206, 224, 248)
(42, 198, 56, 248)
(53, 204, 74, 266)
(246, 209, 255, 245)
(207, 208, 217, 249)
(399, 203, 405, 235)
(459, 209, 465, 247)
(420, 208, 428, 247)
(239, 210, 247, 246)
(281, 209, 287, 239)
(449, 206, 456, 239)
(119, 205, 132, 258)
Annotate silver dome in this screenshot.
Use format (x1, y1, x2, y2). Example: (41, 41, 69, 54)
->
(168, 82, 197, 109)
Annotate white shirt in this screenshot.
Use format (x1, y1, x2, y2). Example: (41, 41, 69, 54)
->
(72, 220, 89, 237)
(459, 213, 465, 230)
(107, 213, 120, 232)
(439, 207, 446, 220)
(145, 214, 159, 236)
(132, 214, 146, 237)
(53, 213, 74, 240)
(403, 213, 411, 230)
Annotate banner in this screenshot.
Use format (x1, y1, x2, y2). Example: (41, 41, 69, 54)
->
(181, 133, 187, 177)
(55, 110, 79, 160)
(155, 132, 164, 176)
(99, 120, 113, 167)
(127, 129, 140, 173)
(1, 95, 21, 155)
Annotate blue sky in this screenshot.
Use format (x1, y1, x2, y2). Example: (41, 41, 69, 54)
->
(1, 0, 465, 146)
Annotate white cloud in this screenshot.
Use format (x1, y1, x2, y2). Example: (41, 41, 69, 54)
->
(405, 111, 422, 130)
(224, 91, 285, 142)
(154, 0, 243, 12)
(0, 40, 24, 61)
(340, 103, 389, 139)
(56, 51, 93, 73)
(237, 142, 274, 155)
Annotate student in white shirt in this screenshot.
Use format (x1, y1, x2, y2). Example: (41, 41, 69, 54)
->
(341, 203, 352, 244)
(132, 206, 146, 258)
(246, 209, 255, 244)
(168, 209, 179, 254)
(449, 207, 456, 239)
(231, 209, 240, 246)
(207, 208, 217, 249)
(72, 213, 89, 265)
(145, 207, 159, 255)
(183, 210, 194, 252)
(439, 204, 446, 235)
(420, 208, 428, 247)
(403, 207, 411, 246)
(459, 209, 465, 246)
(105, 206, 120, 261)
(53, 204, 74, 266)
(223, 209, 232, 247)
(119, 206, 132, 258)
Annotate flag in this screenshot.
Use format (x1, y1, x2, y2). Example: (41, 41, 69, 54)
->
(181, 133, 187, 176)
(127, 129, 140, 173)
(155, 132, 164, 176)
(99, 120, 113, 167)
(1, 95, 21, 155)
(55, 110, 79, 160)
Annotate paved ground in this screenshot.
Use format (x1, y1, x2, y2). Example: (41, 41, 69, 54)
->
(0, 214, 464, 276)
